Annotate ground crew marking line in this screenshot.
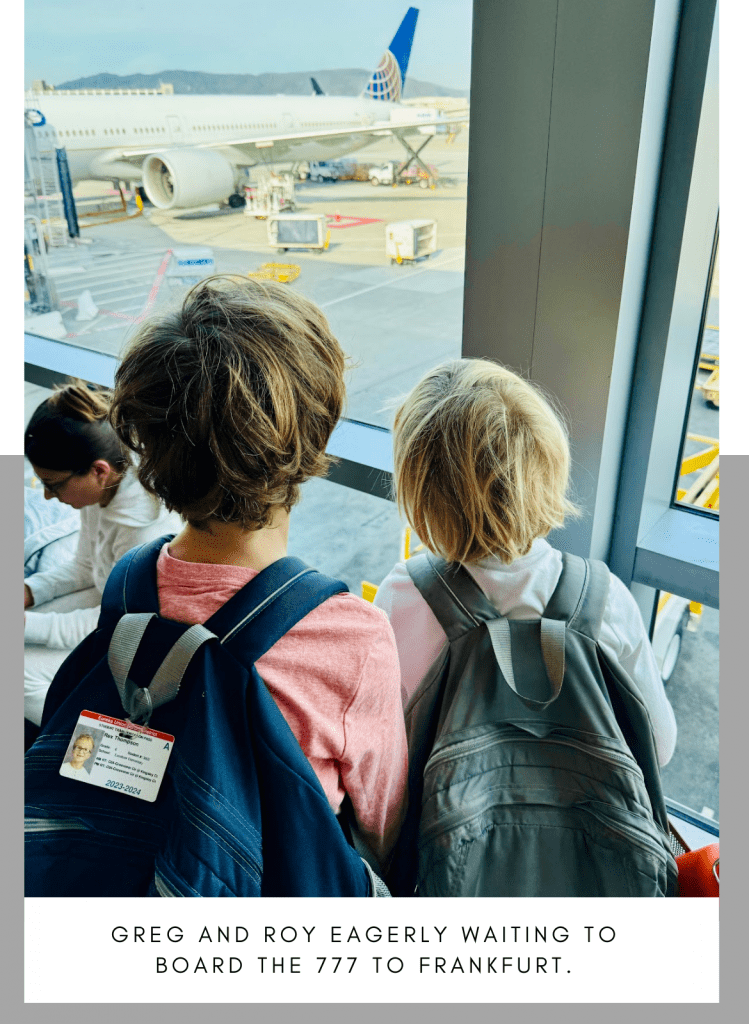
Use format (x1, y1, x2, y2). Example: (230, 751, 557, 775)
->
(320, 251, 465, 310)
(63, 250, 173, 337)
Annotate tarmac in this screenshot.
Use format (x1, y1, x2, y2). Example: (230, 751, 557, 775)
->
(24, 127, 719, 819)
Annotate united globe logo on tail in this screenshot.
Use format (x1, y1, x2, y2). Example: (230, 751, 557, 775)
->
(364, 7, 418, 104)
(366, 50, 403, 102)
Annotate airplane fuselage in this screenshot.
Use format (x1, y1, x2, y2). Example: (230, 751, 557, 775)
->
(27, 92, 412, 183)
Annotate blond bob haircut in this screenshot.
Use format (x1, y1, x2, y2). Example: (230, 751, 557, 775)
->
(110, 275, 346, 530)
(393, 359, 581, 564)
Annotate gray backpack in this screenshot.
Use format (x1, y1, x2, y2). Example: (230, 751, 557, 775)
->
(387, 551, 678, 897)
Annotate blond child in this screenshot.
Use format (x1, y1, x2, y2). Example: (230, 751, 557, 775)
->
(374, 358, 676, 766)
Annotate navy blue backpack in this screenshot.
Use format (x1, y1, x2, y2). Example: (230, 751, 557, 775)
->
(25, 536, 383, 897)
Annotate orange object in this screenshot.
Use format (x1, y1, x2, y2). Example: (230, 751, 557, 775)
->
(675, 844, 719, 897)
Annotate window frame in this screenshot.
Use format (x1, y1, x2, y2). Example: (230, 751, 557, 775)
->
(24, 0, 718, 618)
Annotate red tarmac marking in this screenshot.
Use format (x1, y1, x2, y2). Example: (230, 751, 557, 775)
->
(325, 215, 384, 229)
(62, 250, 173, 337)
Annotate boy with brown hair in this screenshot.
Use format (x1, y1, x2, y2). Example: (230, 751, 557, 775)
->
(110, 275, 407, 869)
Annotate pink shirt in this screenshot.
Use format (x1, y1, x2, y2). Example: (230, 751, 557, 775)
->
(156, 545, 407, 866)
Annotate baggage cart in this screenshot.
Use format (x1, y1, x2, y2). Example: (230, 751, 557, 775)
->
(385, 219, 437, 264)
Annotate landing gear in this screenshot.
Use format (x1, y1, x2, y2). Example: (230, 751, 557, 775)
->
(228, 192, 246, 209)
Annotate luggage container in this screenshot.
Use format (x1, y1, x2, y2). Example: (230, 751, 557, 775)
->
(385, 219, 437, 264)
(267, 214, 329, 251)
(167, 246, 215, 284)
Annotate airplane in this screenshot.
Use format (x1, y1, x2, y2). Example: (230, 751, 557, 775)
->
(24, 7, 467, 211)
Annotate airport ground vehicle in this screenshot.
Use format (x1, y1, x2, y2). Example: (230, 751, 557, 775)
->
(307, 161, 341, 182)
(244, 172, 296, 216)
(369, 161, 434, 188)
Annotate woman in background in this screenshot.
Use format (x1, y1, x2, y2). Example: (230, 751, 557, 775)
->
(23, 381, 181, 728)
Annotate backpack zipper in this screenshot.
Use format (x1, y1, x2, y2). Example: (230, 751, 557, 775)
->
(425, 731, 644, 781)
(153, 871, 182, 897)
(24, 818, 89, 834)
(421, 735, 670, 863)
(581, 806, 675, 865)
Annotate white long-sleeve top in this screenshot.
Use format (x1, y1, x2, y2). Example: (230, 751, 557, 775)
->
(25, 469, 182, 650)
(373, 538, 677, 767)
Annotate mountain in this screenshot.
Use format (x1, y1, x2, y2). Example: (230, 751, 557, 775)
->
(54, 69, 469, 99)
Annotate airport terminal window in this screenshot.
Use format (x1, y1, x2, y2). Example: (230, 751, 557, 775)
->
(654, 594, 719, 823)
(24, 1, 718, 827)
(23, 8, 472, 432)
(673, 233, 719, 517)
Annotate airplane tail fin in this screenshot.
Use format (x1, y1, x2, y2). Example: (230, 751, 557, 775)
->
(310, 77, 324, 96)
(364, 6, 419, 103)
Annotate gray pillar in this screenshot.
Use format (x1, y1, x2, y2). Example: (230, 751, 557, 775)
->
(463, 0, 662, 559)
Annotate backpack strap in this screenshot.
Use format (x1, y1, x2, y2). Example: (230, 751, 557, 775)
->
(101, 545, 345, 722)
(406, 552, 499, 640)
(99, 534, 174, 624)
(543, 552, 610, 642)
(204, 556, 348, 665)
(407, 551, 566, 710)
(407, 549, 610, 712)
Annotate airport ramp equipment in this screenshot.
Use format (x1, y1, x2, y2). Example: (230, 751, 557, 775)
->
(267, 215, 329, 251)
(386, 219, 437, 264)
(245, 173, 296, 217)
(247, 263, 300, 285)
(167, 246, 215, 284)
(697, 358, 719, 407)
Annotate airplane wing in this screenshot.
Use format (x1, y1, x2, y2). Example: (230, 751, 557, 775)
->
(191, 114, 469, 153)
(88, 113, 469, 170)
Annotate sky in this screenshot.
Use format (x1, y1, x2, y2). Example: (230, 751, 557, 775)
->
(24, 0, 474, 90)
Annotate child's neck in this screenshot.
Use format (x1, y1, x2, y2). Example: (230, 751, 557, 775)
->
(168, 510, 290, 572)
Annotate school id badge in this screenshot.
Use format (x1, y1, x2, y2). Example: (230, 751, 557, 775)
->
(59, 710, 174, 802)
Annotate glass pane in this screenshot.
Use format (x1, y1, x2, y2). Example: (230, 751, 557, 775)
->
(673, 235, 719, 514)
(24, 4, 473, 428)
(654, 595, 719, 822)
(289, 478, 404, 597)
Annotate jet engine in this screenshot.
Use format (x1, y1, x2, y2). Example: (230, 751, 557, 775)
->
(141, 149, 237, 209)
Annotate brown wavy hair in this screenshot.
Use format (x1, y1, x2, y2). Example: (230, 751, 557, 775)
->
(24, 380, 129, 473)
(393, 359, 581, 564)
(109, 275, 346, 530)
